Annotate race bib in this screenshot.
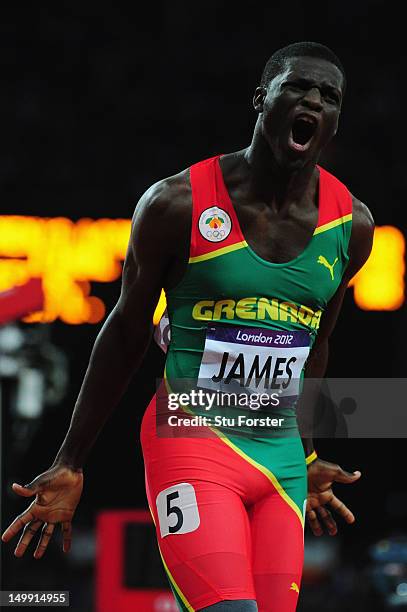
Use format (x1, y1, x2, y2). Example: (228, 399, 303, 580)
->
(197, 324, 311, 402)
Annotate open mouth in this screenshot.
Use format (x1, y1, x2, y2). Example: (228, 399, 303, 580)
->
(288, 116, 318, 152)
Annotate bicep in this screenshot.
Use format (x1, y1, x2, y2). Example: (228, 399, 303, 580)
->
(116, 187, 173, 331)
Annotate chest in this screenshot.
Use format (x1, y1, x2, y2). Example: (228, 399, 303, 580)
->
(230, 193, 319, 264)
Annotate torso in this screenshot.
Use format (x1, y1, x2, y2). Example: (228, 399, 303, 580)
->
(162, 153, 353, 410)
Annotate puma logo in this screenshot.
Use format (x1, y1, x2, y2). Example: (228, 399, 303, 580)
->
(317, 255, 338, 280)
(290, 582, 300, 594)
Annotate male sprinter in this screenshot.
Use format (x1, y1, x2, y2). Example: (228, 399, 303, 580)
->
(2, 42, 374, 611)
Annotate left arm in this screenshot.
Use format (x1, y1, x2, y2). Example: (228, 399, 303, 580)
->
(303, 196, 375, 535)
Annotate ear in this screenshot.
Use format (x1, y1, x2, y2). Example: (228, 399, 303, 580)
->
(253, 87, 267, 113)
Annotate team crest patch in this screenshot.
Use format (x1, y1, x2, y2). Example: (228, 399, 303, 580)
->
(198, 206, 232, 243)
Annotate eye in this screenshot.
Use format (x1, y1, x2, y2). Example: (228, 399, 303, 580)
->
(323, 90, 340, 104)
(283, 81, 306, 92)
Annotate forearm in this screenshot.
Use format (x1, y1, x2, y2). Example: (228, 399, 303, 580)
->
(53, 307, 153, 469)
(299, 339, 329, 459)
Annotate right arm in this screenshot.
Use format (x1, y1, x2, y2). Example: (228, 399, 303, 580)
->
(54, 183, 174, 469)
(1, 175, 189, 557)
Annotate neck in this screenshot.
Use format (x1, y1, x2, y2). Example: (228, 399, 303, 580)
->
(242, 119, 318, 209)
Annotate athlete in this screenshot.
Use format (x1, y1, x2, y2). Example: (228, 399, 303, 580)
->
(2, 42, 374, 611)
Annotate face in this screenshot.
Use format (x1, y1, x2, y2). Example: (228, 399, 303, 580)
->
(254, 56, 344, 170)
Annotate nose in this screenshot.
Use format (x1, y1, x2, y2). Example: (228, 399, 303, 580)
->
(302, 87, 323, 111)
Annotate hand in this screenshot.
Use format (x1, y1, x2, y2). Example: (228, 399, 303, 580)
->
(1, 464, 83, 558)
(306, 458, 361, 536)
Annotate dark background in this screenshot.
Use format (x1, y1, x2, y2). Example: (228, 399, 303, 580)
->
(1, 2, 406, 611)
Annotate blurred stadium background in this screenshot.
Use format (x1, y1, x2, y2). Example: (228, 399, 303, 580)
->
(1, 3, 406, 611)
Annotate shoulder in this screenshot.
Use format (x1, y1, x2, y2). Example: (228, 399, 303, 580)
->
(351, 195, 375, 229)
(133, 167, 192, 223)
(128, 167, 192, 260)
(346, 194, 375, 278)
(322, 167, 374, 234)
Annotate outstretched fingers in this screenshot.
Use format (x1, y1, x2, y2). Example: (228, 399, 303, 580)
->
(33, 523, 55, 559)
(306, 509, 323, 536)
(62, 522, 72, 553)
(317, 506, 338, 535)
(1, 508, 36, 543)
(14, 520, 43, 557)
(329, 495, 355, 524)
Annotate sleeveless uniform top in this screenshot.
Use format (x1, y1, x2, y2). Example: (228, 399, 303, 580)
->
(141, 155, 351, 598)
(163, 154, 352, 430)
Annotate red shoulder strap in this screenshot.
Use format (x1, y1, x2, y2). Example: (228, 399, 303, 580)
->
(316, 166, 353, 229)
(189, 155, 245, 260)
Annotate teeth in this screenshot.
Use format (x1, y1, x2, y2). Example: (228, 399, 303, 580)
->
(297, 115, 316, 125)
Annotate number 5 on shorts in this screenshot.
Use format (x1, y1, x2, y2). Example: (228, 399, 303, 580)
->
(156, 483, 200, 538)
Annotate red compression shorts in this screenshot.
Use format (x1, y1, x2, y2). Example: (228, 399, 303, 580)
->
(140, 395, 306, 611)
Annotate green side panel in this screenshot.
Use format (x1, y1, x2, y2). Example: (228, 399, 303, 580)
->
(222, 433, 307, 517)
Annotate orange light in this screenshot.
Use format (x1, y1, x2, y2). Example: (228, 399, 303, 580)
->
(349, 226, 405, 310)
(0, 216, 131, 325)
(0, 217, 404, 324)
